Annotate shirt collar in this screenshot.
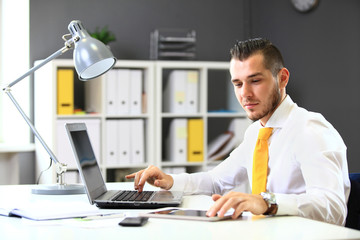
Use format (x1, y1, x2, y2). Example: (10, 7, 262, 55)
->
(264, 95, 296, 129)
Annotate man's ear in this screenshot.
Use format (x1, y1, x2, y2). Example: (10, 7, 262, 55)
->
(278, 68, 290, 89)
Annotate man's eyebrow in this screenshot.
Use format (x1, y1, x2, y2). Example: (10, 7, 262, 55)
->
(231, 72, 263, 83)
(247, 72, 263, 78)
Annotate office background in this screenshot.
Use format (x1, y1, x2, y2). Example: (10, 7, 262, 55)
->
(30, 0, 360, 173)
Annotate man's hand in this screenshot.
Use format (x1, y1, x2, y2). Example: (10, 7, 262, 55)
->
(125, 165, 174, 192)
(206, 191, 268, 219)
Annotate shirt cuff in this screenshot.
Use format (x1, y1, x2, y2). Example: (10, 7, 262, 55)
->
(275, 193, 299, 216)
(169, 173, 188, 192)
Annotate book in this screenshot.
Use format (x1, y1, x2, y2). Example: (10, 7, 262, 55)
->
(187, 119, 204, 162)
(57, 69, 74, 115)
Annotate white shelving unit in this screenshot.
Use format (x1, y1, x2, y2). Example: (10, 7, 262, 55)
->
(34, 59, 155, 184)
(154, 61, 249, 173)
(34, 59, 249, 184)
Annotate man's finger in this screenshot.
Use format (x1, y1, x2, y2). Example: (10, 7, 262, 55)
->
(138, 169, 153, 192)
(125, 173, 136, 179)
(217, 196, 242, 217)
(211, 194, 222, 201)
(207, 195, 229, 217)
(134, 170, 145, 191)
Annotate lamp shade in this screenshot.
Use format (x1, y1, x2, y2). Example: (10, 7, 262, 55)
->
(68, 20, 116, 81)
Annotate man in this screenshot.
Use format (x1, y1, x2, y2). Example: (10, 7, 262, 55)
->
(126, 38, 350, 226)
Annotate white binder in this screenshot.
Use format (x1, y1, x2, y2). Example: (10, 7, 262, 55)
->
(105, 120, 118, 166)
(64, 171, 81, 184)
(185, 71, 199, 113)
(129, 70, 143, 115)
(228, 118, 252, 146)
(56, 119, 100, 169)
(117, 69, 131, 114)
(167, 118, 188, 163)
(163, 70, 187, 113)
(118, 119, 131, 165)
(162, 167, 186, 174)
(130, 119, 145, 164)
(105, 69, 118, 115)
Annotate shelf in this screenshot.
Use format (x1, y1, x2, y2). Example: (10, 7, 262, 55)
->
(105, 114, 150, 119)
(34, 60, 249, 184)
(161, 162, 204, 167)
(206, 112, 248, 118)
(105, 164, 149, 169)
(57, 114, 102, 119)
(161, 113, 204, 118)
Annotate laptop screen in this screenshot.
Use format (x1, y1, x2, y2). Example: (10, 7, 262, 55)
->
(67, 125, 107, 202)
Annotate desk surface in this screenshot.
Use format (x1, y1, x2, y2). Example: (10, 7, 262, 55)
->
(0, 183, 359, 240)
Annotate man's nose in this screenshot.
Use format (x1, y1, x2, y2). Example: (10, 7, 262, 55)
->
(241, 82, 252, 98)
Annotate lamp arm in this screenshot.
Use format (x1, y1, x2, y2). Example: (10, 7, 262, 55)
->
(2, 42, 74, 181)
(4, 90, 64, 169)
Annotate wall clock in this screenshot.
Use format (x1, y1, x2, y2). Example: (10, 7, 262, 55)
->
(291, 0, 319, 13)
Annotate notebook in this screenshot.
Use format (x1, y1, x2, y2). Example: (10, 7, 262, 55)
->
(65, 122, 183, 209)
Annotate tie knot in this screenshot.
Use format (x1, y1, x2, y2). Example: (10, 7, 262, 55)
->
(258, 127, 273, 140)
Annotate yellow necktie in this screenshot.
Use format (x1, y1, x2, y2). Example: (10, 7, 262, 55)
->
(252, 127, 273, 195)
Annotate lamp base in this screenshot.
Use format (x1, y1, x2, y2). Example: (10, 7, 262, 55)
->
(31, 184, 86, 195)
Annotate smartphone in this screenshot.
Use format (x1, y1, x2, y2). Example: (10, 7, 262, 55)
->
(118, 217, 149, 227)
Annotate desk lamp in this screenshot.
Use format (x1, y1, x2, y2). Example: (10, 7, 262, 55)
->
(2, 20, 116, 194)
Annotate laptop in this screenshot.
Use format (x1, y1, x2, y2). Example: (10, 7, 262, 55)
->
(65, 122, 183, 209)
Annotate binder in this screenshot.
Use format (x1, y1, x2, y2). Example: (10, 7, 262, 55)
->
(64, 171, 81, 184)
(117, 69, 131, 114)
(185, 71, 199, 113)
(187, 119, 204, 162)
(207, 131, 234, 161)
(167, 118, 188, 163)
(162, 167, 187, 174)
(56, 119, 100, 168)
(105, 69, 118, 115)
(163, 70, 199, 113)
(207, 118, 252, 162)
(57, 119, 76, 168)
(129, 70, 143, 115)
(57, 69, 74, 115)
(130, 119, 145, 164)
(228, 118, 252, 146)
(85, 76, 102, 114)
(105, 120, 118, 166)
(163, 70, 186, 113)
(118, 120, 131, 165)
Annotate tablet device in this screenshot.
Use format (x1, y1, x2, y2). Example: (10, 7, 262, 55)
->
(140, 207, 232, 222)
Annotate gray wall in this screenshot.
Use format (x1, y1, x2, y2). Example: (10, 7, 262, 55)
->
(249, 0, 360, 173)
(30, 0, 360, 172)
(30, 0, 249, 61)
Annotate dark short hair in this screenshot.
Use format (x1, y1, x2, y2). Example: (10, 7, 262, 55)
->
(230, 38, 285, 77)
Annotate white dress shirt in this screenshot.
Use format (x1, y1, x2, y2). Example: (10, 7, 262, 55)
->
(171, 95, 350, 226)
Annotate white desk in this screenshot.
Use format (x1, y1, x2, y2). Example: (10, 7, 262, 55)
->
(0, 183, 359, 240)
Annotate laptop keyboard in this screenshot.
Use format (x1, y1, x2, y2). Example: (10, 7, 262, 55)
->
(113, 190, 155, 202)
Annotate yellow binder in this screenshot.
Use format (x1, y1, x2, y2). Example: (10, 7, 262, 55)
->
(187, 119, 204, 162)
(57, 69, 74, 115)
